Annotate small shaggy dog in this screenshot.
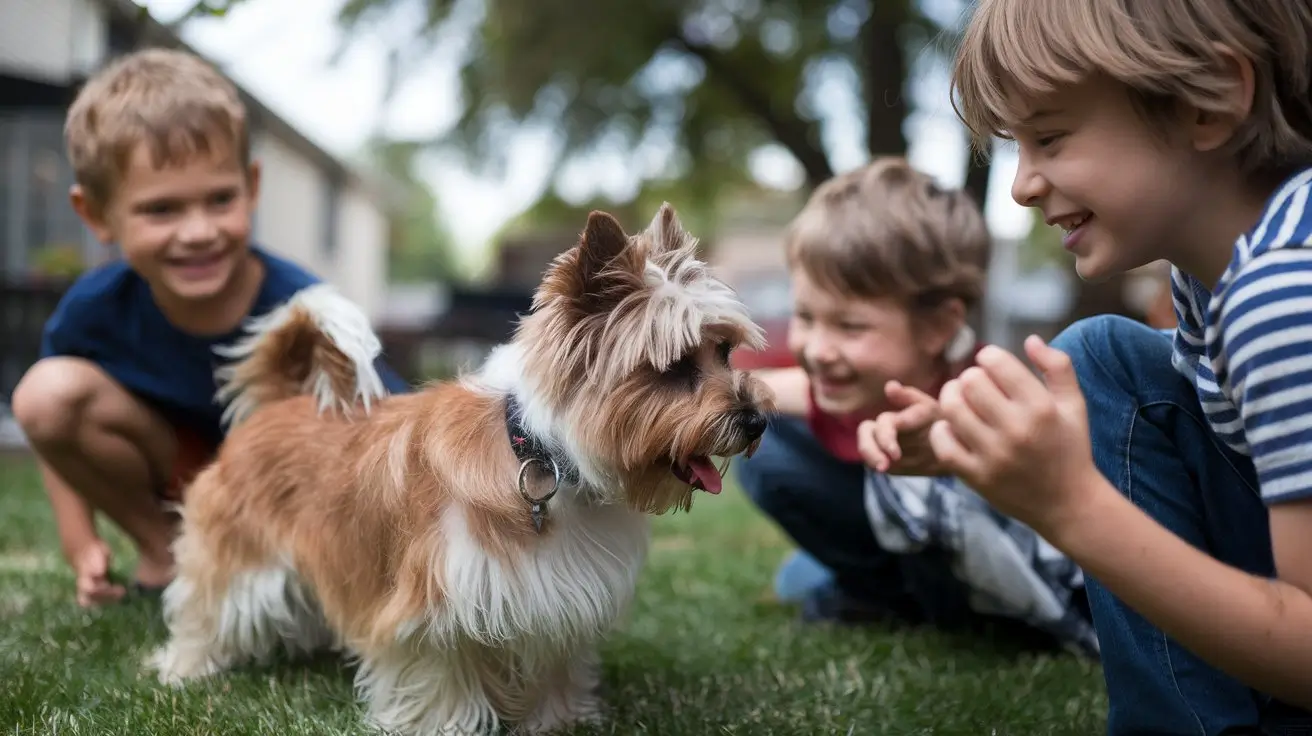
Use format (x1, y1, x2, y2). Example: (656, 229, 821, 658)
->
(147, 204, 773, 735)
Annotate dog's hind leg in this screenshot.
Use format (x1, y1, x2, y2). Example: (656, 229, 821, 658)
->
(148, 558, 333, 684)
(147, 474, 333, 684)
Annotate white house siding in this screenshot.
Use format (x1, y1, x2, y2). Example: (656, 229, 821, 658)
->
(250, 132, 387, 322)
(0, 0, 106, 83)
(333, 186, 388, 321)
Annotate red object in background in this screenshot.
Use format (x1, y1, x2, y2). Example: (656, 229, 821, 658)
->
(729, 276, 797, 370)
(731, 318, 796, 370)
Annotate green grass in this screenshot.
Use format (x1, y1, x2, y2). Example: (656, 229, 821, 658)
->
(0, 455, 1107, 735)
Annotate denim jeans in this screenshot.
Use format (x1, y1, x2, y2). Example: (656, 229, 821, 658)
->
(1052, 315, 1312, 735)
(734, 414, 1065, 635)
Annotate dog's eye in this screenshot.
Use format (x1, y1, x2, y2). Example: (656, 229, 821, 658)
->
(662, 354, 699, 388)
(716, 341, 732, 365)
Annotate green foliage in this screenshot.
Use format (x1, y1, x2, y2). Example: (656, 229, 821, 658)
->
(28, 244, 86, 280)
(365, 138, 461, 283)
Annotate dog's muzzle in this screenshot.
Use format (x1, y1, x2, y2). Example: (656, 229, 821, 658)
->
(737, 409, 768, 441)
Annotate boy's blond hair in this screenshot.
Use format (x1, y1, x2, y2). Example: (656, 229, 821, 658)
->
(785, 157, 991, 311)
(65, 47, 250, 212)
(951, 0, 1312, 177)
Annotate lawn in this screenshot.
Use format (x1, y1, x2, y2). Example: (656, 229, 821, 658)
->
(0, 454, 1107, 735)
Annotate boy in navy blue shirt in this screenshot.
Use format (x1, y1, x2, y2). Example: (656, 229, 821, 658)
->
(11, 48, 407, 608)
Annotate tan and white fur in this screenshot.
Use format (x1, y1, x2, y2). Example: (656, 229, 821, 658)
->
(146, 204, 773, 735)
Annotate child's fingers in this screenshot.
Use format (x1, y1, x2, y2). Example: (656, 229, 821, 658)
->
(928, 419, 981, 480)
(893, 400, 939, 432)
(886, 381, 935, 409)
(76, 571, 123, 607)
(857, 419, 890, 470)
(83, 581, 126, 607)
(938, 379, 995, 456)
(866, 414, 899, 460)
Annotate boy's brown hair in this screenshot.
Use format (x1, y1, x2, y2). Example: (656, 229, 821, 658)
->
(65, 47, 250, 213)
(951, 0, 1312, 178)
(784, 157, 991, 312)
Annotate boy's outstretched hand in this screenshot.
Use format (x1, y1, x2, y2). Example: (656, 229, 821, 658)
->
(858, 382, 944, 476)
(927, 337, 1105, 536)
(73, 538, 126, 607)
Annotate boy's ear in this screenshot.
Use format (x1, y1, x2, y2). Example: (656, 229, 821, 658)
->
(245, 158, 262, 203)
(69, 185, 113, 244)
(1191, 44, 1255, 153)
(916, 297, 968, 359)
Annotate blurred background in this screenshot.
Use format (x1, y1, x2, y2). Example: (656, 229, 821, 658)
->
(0, 0, 1175, 450)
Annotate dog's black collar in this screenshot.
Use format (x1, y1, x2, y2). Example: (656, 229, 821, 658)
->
(505, 395, 580, 531)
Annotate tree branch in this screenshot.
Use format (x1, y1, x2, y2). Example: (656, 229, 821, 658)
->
(670, 35, 834, 190)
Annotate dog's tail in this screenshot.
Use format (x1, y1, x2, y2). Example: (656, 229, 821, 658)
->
(213, 283, 388, 428)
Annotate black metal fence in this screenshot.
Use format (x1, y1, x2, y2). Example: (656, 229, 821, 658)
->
(0, 276, 68, 403)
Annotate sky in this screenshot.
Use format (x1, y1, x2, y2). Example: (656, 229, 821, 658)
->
(136, 0, 1032, 267)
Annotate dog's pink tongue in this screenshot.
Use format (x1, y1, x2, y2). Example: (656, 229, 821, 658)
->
(688, 457, 722, 494)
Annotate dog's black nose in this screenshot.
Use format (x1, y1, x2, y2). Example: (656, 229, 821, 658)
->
(738, 409, 768, 441)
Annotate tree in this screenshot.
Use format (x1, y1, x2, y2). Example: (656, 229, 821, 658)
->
(176, 0, 989, 210)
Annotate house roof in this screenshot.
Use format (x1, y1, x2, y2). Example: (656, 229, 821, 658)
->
(97, 0, 403, 209)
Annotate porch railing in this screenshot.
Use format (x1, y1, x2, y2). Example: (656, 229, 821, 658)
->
(0, 275, 69, 403)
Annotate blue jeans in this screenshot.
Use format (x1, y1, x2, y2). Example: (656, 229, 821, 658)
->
(1053, 315, 1312, 735)
(735, 414, 1070, 638)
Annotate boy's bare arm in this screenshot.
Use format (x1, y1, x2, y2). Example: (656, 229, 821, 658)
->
(1052, 481, 1312, 708)
(751, 367, 810, 417)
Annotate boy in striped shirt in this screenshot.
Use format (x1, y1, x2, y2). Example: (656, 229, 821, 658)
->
(901, 0, 1312, 732)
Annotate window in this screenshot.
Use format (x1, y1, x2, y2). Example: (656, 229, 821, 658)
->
(0, 113, 95, 279)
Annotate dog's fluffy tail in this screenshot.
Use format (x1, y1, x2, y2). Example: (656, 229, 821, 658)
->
(213, 283, 388, 428)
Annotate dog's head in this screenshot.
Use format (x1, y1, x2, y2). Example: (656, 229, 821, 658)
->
(513, 203, 774, 514)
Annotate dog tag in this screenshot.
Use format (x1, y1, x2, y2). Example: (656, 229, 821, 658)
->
(530, 502, 547, 532)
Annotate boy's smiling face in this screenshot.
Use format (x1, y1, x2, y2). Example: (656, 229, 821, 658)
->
(73, 143, 261, 308)
(787, 269, 951, 417)
(1006, 75, 1216, 281)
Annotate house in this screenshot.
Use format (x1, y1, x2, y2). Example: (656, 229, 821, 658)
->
(0, 0, 395, 408)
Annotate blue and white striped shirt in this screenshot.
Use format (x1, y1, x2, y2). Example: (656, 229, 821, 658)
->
(1172, 166, 1312, 504)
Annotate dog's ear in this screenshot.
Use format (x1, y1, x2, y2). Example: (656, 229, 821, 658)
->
(645, 202, 691, 254)
(579, 210, 629, 278)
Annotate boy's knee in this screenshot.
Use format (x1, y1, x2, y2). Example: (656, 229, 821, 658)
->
(13, 358, 117, 447)
(1051, 314, 1173, 392)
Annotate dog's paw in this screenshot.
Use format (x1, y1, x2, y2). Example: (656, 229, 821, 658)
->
(143, 644, 220, 686)
(520, 695, 605, 735)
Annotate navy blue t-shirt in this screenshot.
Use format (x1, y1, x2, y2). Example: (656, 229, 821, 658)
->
(39, 245, 410, 448)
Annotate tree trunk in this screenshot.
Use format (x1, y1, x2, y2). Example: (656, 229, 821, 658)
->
(863, 0, 910, 157)
(963, 154, 991, 210)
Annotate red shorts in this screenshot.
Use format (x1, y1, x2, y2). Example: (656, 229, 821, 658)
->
(161, 425, 218, 504)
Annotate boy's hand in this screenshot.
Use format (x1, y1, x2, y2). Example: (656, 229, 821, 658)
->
(857, 382, 944, 476)
(72, 539, 125, 607)
(927, 338, 1105, 536)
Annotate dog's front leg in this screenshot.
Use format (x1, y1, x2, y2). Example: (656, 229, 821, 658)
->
(355, 642, 498, 736)
(518, 646, 605, 735)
